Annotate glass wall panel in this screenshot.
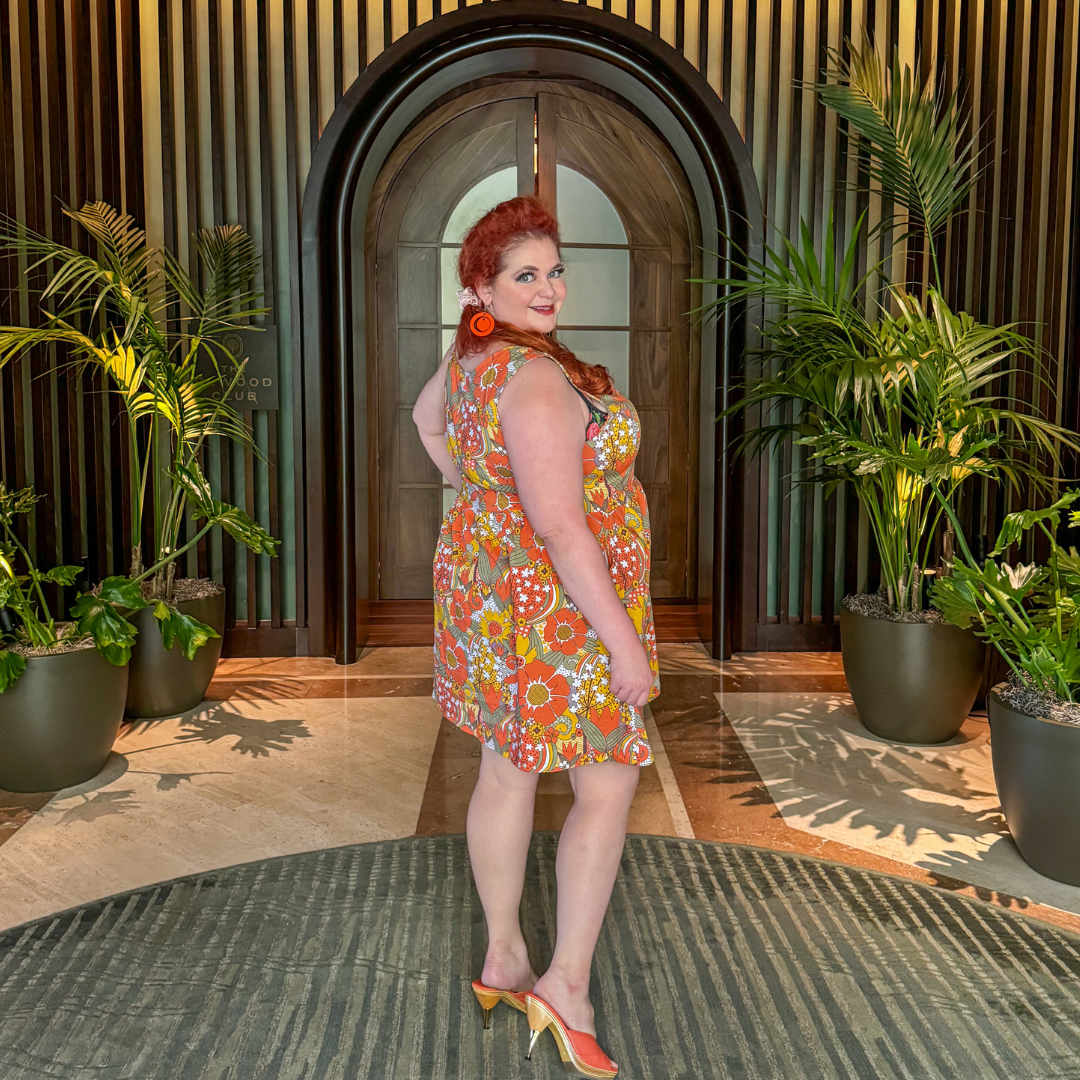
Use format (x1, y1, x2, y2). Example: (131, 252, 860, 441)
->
(441, 245, 463, 323)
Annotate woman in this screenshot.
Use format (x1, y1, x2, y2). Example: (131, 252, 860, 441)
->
(412, 195, 659, 1078)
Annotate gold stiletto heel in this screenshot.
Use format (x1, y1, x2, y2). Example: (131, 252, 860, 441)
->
(471, 979, 528, 1031)
(472, 984, 501, 1029)
(524, 993, 618, 1078)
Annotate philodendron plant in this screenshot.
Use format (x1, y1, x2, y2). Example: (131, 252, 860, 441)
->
(0, 484, 115, 691)
(931, 490, 1080, 705)
(0, 201, 281, 657)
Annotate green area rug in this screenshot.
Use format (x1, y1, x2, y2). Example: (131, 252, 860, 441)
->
(2, 833, 1080, 1079)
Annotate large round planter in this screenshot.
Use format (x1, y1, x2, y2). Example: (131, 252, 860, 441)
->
(124, 589, 226, 719)
(0, 647, 128, 792)
(839, 606, 985, 744)
(988, 686, 1080, 887)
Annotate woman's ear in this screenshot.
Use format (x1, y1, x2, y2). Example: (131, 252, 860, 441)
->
(476, 282, 493, 307)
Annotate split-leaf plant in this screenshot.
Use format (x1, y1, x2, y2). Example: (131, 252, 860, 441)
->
(931, 491, 1080, 705)
(0, 483, 128, 692)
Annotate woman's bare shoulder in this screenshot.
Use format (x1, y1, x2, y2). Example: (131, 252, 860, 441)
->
(501, 351, 571, 399)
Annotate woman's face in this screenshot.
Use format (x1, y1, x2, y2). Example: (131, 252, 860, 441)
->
(476, 235, 566, 334)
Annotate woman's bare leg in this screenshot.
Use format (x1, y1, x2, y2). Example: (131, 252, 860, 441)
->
(531, 761, 640, 1036)
(467, 745, 541, 991)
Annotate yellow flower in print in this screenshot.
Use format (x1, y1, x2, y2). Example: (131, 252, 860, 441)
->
(479, 606, 512, 647)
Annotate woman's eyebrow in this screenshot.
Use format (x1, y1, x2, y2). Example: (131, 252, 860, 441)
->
(516, 263, 565, 272)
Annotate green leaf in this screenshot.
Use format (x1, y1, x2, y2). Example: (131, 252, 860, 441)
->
(93, 575, 150, 611)
(31, 565, 84, 587)
(191, 498, 280, 557)
(152, 600, 220, 660)
(69, 590, 140, 665)
(0, 648, 26, 693)
(170, 461, 216, 514)
(991, 490, 1080, 556)
(930, 573, 983, 629)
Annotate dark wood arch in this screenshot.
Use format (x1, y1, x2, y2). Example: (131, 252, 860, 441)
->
(300, 0, 763, 663)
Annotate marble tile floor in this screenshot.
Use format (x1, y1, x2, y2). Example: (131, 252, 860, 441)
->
(2, 643, 1080, 938)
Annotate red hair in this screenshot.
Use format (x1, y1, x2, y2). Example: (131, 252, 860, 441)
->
(453, 195, 615, 396)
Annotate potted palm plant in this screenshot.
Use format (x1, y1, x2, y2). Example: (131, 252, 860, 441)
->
(0, 484, 131, 793)
(693, 39, 1078, 742)
(0, 202, 280, 718)
(932, 491, 1080, 885)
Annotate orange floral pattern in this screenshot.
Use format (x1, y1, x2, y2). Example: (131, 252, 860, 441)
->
(432, 344, 659, 772)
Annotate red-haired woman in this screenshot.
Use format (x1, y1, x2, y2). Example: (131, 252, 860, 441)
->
(413, 195, 659, 1078)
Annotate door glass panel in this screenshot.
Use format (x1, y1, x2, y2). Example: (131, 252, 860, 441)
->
(558, 330, 630, 397)
(556, 164, 627, 243)
(440, 245, 463, 324)
(443, 166, 518, 243)
(557, 248, 630, 326)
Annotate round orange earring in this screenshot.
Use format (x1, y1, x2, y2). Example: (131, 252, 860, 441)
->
(470, 310, 495, 337)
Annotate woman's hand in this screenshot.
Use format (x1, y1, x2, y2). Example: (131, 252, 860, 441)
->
(609, 643, 654, 709)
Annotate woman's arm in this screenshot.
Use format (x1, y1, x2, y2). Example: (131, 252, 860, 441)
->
(412, 347, 462, 492)
(499, 358, 653, 708)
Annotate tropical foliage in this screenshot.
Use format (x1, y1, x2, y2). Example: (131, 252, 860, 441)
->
(691, 38, 1077, 613)
(931, 491, 1080, 704)
(0, 201, 281, 653)
(0, 484, 107, 692)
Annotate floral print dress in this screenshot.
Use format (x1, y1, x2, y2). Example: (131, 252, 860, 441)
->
(432, 343, 659, 773)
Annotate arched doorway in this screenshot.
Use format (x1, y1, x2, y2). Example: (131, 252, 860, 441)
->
(300, 2, 762, 663)
(370, 82, 701, 604)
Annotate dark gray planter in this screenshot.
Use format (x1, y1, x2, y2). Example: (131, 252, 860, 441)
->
(840, 606, 985, 744)
(125, 588, 226, 719)
(989, 686, 1080, 887)
(0, 647, 128, 793)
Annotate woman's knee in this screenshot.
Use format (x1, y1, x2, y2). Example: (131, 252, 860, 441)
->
(569, 761, 640, 810)
(477, 746, 540, 796)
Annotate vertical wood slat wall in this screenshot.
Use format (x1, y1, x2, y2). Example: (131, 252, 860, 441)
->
(0, 0, 1077, 652)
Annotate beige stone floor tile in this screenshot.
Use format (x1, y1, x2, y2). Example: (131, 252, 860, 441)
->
(722, 690, 1080, 917)
(0, 695, 443, 931)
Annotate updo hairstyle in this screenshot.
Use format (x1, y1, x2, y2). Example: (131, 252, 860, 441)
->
(453, 195, 615, 397)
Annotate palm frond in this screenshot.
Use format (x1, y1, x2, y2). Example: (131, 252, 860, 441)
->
(808, 37, 984, 285)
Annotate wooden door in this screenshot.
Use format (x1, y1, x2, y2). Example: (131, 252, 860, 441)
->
(370, 83, 701, 601)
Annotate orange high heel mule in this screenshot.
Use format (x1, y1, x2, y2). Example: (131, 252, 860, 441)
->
(471, 979, 528, 1030)
(524, 992, 618, 1078)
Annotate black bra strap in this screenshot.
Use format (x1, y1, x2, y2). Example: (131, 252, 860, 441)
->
(568, 380, 607, 427)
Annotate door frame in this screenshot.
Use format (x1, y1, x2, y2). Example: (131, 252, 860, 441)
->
(300, 0, 763, 663)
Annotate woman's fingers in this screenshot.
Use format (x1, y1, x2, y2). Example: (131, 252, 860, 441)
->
(610, 677, 653, 708)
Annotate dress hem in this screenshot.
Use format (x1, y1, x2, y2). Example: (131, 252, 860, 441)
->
(440, 708, 655, 774)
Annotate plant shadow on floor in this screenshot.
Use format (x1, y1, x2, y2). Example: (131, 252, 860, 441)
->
(123, 702, 313, 759)
(655, 684, 1067, 909)
(719, 694, 1006, 846)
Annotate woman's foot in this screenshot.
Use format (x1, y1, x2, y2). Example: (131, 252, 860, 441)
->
(530, 966, 595, 1036)
(480, 944, 538, 994)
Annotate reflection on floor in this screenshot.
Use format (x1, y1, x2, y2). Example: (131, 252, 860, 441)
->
(1, 643, 1079, 937)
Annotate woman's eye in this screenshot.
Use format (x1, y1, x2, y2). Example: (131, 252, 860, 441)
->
(516, 268, 564, 283)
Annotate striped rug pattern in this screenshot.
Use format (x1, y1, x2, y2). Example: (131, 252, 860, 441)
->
(2, 834, 1080, 1079)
